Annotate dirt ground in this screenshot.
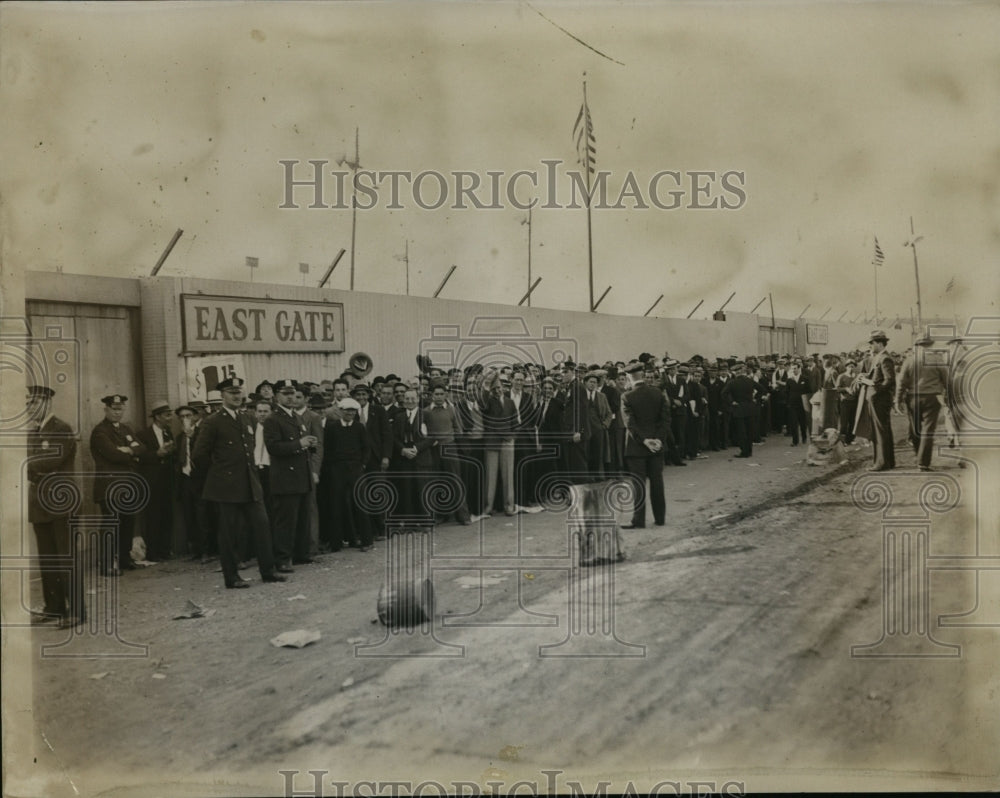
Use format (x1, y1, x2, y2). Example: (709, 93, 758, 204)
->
(6, 417, 999, 796)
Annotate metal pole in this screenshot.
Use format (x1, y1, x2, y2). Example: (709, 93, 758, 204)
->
(434, 265, 457, 298)
(150, 229, 183, 276)
(318, 249, 346, 288)
(750, 296, 766, 314)
(686, 299, 704, 320)
(769, 293, 775, 330)
(522, 208, 533, 307)
(837, 311, 848, 322)
(819, 307, 832, 320)
(350, 127, 359, 291)
(718, 292, 736, 312)
(583, 79, 594, 312)
(592, 285, 612, 311)
(644, 294, 664, 317)
(905, 216, 924, 333)
(518, 277, 542, 307)
(797, 304, 811, 318)
(852, 312, 864, 323)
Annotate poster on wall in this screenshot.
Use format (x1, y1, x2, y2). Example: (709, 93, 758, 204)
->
(184, 354, 247, 402)
(806, 323, 829, 345)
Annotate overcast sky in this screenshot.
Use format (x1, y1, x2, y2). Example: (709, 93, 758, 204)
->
(2, 1, 998, 326)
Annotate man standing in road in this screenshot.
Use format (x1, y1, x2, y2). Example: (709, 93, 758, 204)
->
(859, 330, 896, 472)
(90, 394, 147, 576)
(136, 401, 176, 561)
(895, 333, 949, 471)
(26, 385, 85, 628)
(621, 361, 669, 530)
(192, 377, 285, 589)
(264, 379, 317, 571)
(722, 362, 758, 458)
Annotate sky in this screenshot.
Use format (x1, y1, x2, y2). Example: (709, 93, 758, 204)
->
(2, 1, 998, 326)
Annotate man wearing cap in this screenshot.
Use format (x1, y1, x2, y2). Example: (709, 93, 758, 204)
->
(771, 358, 789, 435)
(264, 380, 318, 570)
(661, 360, 688, 465)
(721, 362, 758, 458)
(322, 396, 372, 549)
(90, 394, 148, 575)
(621, 361, 669, 529)
(136, 401, 177, 561)
(26, 385, 85, 627)
(895, 334, 949, 471)
(556, 359, 592, 481)
(859, 330, 896, 471)
(193, 377, 284, 588)
(174, 401, 216, 561)
(682, 365, 705, 459)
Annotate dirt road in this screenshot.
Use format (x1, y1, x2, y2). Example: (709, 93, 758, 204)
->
(10, 421, 999, 796)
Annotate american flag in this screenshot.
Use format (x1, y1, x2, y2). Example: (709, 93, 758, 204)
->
(573, 90, 596, 175)
(872, 236, 884, 267)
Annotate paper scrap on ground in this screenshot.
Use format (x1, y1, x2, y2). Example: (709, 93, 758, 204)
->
(286, 594, 307, 601)
(346, 637, 365, 644)
(708, 514, 729, 521)
(172, 600, 216, 620)
(152, 673, 167, 680)
(89, 672, 110, 680)
(454, 574, 509, 589)
(270, 629, 322, 649)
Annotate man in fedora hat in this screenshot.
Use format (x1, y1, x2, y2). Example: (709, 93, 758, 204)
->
(136, 401, 177, 561)
(895, 333, 950, 471)
(26, 385, 85, 627)
(90, 394, 148, 575)
(860, 330, 896, 471)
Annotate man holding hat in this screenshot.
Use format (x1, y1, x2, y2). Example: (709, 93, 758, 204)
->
(621, 361, 669, 529)
(895, 333, 950, 470)
(26, 385, 85, 627)
(90, 394, 148, 575)
(556, 359, 592, 481)
(859, 330, 896, 471)
(136, 401, 176, 561)
(192, 377, 285, 588)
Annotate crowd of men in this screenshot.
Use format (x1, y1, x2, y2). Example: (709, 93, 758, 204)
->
(26, 327, 957, 622)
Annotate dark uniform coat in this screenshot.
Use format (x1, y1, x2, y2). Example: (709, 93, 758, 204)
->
(192, 408, 262, 504)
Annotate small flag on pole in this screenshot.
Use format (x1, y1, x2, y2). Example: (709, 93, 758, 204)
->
(872, 237, 884, 266)
(245, 256, 259, 269)
(573, 91, 596, 175)
(299, 262, 310, 274)
(945, 277, 955, 293)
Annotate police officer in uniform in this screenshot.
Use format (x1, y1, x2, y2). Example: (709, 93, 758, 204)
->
(192, 377, 285, 588)
(90, 394, 147, 575)
(26, 385, 85, 627)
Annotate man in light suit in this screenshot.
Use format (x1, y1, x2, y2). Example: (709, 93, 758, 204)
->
(621, 361, 669, 530)
(192, 377, 285, 589)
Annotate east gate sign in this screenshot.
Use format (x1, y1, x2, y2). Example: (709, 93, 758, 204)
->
(180, 294, 345, 353)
